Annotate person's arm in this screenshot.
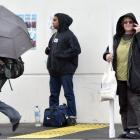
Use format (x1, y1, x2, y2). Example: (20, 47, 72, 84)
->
(55, 34, 81, 58)
(0, 79, 7, 92)
(45, 47, 51, 55)
(103, 46, 109, 61)
(103, 46, 113, 62)
(133, 24, 140, 47)
(103, 35, 116, 62)
(45, 34, 55, 55)
(134, 23, 140, 33)
(135, 32, 140, 46)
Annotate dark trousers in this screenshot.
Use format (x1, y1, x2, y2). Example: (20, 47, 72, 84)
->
(127, 89, 140, 129)
(49, 74, 76, 116)
(117, 80, 139, 130)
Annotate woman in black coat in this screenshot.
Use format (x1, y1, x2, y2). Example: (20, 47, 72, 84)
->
(103, 13, 140, 139)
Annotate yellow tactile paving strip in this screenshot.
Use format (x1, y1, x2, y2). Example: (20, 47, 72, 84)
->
(11, 123, 108, 139)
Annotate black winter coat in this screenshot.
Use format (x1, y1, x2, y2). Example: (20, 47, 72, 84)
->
(103, 13, 140, 92)
(45, 13, 81, 76)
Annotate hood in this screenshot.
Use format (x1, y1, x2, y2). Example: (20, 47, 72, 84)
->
(116, 13, 138, 37)
(54, 13, 73, 32)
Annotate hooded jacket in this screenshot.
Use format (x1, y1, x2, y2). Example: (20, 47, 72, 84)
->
(45, 13, 81, 76)
(103, 13, 140, 92)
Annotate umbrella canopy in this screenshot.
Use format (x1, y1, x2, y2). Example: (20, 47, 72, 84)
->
(0, 6, 33, 59)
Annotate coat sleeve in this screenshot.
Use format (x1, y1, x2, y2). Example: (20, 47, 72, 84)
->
(103, 35, 116, 61)
(135, 32, 140, 48)
(103, 46, 109, 61)
(55, 34, 81, 58)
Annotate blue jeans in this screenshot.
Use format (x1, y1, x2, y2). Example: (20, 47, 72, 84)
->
(0, 101, 21, 125)
(49, 74, 76, 116)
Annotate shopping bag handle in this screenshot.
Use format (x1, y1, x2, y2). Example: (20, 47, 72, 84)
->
(107, 62, 114, 71)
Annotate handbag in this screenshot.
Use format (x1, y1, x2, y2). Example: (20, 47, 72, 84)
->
(100, 63, 117, 101)
(43, 104, 68, 127)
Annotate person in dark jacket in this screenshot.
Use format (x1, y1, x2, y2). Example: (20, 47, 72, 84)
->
(103, 13, 140, 139)
(45, 13, 81, 125)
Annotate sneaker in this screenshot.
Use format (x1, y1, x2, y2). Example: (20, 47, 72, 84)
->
(12, 121, 20, 132)
(67, 117, 77, 126)
(12, 117, 21, 132)
(126, 129, 140, 139)
(118, 131, 129, 138)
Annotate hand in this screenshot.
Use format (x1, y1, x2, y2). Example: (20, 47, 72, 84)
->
(45, 47, 51, 55)
(133, 24, 140, 33)
(106, 53, 113, 63)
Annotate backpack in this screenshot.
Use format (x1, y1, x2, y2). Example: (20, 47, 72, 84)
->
(3, 57, 24, 79)
(43, 104, 68, 127)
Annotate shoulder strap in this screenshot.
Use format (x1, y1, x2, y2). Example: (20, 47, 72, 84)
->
(8, 79, 13, 91)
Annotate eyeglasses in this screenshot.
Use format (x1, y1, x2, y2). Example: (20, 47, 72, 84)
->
(123, 21, 134, 24)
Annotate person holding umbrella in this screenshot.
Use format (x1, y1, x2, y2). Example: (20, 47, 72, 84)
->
(103, 13, 140, 139)
(45, 13, 81, 125)
(0, 6, 33, 135)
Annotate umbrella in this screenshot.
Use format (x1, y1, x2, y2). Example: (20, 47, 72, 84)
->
(0, 5, 33, 59)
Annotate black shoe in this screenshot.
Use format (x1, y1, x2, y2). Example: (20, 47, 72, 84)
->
(12, 120, 20, 132)
(125, 130, 140, 139)
(67, 117, 77, 126)
(118, 131, 129, 138)
(118, 129, 130, 138)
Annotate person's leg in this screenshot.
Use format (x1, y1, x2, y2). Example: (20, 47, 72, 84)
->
(49, 76, 61, 107)
(61, 74, 76, 126)
(117, 81, 137, 138)
(126, 89, 140, 139)
(0, 101, 21, 131)
(127, 90, 138, 129)
(117, 81, 129, 131)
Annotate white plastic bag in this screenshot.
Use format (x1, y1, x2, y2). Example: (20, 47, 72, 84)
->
(100, 63, 117, 101)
